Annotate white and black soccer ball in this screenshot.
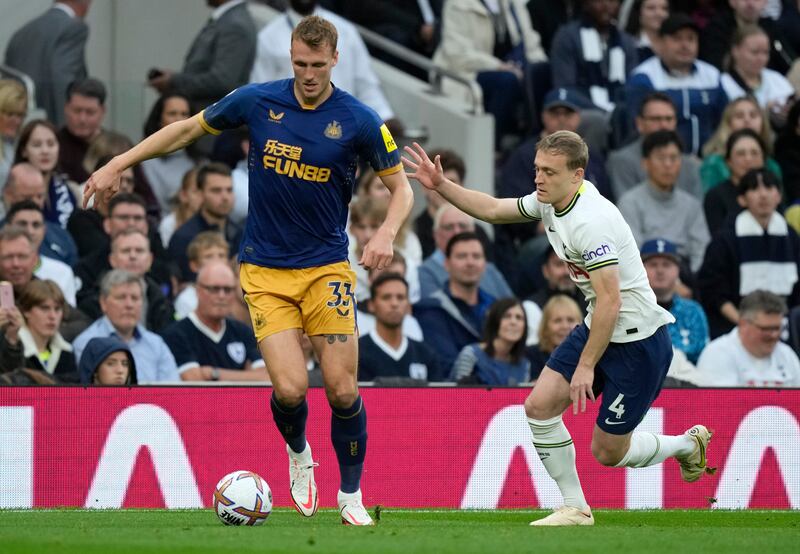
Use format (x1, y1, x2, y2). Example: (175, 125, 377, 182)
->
(213, 470, 272, 526)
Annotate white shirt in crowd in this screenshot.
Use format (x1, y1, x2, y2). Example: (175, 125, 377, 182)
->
(696, 328, 800, 387)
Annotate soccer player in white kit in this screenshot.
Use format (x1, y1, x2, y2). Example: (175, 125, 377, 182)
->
(403, 131, 715, 526)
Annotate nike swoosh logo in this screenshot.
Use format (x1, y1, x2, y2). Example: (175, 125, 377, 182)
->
(548, 226, 555, 232)
(300, 481, 314, 510)
(604, 418, 626, 425)
(343, 510, 366, 525)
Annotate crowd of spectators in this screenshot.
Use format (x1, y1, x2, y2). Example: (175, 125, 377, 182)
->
(1, 0, 799, 388)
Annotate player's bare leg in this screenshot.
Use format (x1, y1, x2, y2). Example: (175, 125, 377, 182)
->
(595, 424, 716, 482)
(260, 329, 319, 517)
(524, 367, 594, 526)
(310, 333, 373, 525)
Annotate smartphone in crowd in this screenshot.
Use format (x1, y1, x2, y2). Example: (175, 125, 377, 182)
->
(0, 281, 14, 310)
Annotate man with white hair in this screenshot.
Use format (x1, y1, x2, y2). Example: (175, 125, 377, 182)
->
(161, 261, 267, 382)
(418, 204, 513, 298)
(72, 269, 179, 383)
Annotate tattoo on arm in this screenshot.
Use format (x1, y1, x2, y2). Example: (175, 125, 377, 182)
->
(325, 334, 349, 344)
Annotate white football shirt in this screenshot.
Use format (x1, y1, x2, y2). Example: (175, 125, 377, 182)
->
(518, 180, 674, 342)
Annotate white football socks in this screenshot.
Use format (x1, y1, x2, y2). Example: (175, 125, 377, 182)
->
(528, 416, 589, 510)
(614, 432, 695, 468)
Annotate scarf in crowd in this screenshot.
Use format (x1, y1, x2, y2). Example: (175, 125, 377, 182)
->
(735, 209, 798, 296)
(578, 19, 627, 111)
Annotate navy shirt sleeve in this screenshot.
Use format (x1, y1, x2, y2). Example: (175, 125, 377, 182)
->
(200, 84, 261, 134)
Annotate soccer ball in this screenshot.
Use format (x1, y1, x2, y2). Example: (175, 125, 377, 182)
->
(213, 470, 272, 526)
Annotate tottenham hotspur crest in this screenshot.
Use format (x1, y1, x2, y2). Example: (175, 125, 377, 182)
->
(227, 342, 246, 365)
(324, 120, 342, 139)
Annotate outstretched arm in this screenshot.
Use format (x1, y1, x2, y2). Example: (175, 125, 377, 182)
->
(83, 114, 208, 210)
(402, 143, 528, 224)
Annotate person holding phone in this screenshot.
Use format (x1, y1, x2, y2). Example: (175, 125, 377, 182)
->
(0, 280, 24, 374)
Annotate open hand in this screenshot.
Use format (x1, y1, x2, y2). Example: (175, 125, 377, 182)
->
(402, 142, 445, 191)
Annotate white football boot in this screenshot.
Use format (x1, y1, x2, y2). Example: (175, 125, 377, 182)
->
(338, 489, 374, 526)
(288, 443, 318, 517)
(529, 506, 595, 526)
(676, 424, 716, 483)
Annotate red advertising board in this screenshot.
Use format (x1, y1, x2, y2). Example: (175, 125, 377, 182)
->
(0, 387, 797, 510)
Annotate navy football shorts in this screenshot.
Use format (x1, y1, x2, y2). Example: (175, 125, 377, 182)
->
(546, 324, 673, 435)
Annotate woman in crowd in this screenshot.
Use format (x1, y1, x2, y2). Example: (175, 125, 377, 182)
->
(700, 96, 781, 193)
(13, 119, 77, 229)
(0, 280, 77, 382)
(703, 128, 769, 236)
(158, 166, 201, 246)
(527, 294, 583, 381)
(720, 25, 795, 123)
(625, 0, 669, 62)
(141, 93, 196, 214)
(0, 79, 27, 188)
(17, 280, 77, 382)
(78, 336, 137, 385)
(451, 298, 530, 385)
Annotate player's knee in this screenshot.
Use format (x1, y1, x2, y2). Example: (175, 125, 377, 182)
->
(325, 385, 358, 410)
(273, 386, 307, 409)
(591, 440, 624, 467)
(524, 396, 551, 420)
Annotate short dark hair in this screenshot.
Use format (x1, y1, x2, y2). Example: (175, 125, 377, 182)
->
(196, 162, 232, 190)
(642, 130, 684, 158)
(445, 231, 483, 258)
(6, 200, 43, 222)
(369, 272, 408, 300)
(737, 167, 782, 197)
(482, 298, 527, 364)
(67, 78, 107, 105)
(725, 128, 765, 161)
(638, 92, 676, 117)
(107, 192, 147, 216)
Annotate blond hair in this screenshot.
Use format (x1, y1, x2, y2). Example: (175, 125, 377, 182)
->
(537, 295, 582, 353)
(702, 96, 773, 157)
(292, 15, 338, 51)
(0, 80, 27, 163)
(536, 130, 588, 170)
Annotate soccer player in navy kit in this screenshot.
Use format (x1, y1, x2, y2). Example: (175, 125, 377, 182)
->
(404, 132, 714, 526)
(84, 16, 413, 525)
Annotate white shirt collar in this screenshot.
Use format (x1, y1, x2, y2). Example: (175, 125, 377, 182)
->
(211, 0, 245, 21)
(189, 311, 227, 343)
(368, 328, 408, 362)
(53, 2, 76, 18)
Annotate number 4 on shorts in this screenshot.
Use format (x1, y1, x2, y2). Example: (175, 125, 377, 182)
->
(608, 393, 625, 420)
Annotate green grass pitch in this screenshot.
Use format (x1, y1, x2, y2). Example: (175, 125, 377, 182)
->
(0, 508, 797, 554)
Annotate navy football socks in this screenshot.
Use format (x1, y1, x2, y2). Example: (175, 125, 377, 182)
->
(331, 396, 367, 494)
(270, 393, 308, 454)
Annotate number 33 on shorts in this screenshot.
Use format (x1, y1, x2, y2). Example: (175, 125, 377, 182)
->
(326, 281, 353, 317)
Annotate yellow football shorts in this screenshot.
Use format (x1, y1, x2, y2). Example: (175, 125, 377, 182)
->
(239, 261, 358, 343)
